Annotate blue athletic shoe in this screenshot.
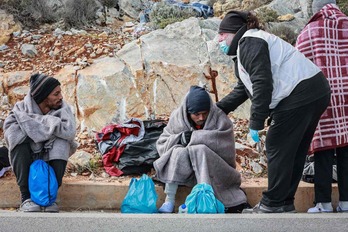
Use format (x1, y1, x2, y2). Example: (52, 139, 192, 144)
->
(158, 202, 174, 213)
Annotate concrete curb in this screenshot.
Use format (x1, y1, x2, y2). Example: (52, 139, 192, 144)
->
(0, 177, 339, 212)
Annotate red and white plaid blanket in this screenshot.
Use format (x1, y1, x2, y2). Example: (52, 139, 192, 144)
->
(296, 4, 348, 153)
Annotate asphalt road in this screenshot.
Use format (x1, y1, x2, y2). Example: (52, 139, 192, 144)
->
(1, 210, 348, 232)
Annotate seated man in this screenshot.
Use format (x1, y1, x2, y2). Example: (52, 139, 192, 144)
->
(4, 73, 78, 212)
(154, 85, 248, 213)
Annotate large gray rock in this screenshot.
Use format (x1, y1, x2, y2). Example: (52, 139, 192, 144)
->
(75, 56, 137, 130)
(0, 10, 21, 45)
(0, 17, 250, 131)
(116, 17, 239, 121)
(2, 71, 31, 104)
(118, 0, 145, 19)
(20, 44, 38, 57)
(266, 0, 311, 34)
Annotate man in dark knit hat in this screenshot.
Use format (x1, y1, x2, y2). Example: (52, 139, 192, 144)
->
(154, 85, 249, 213)
(4, 73, 78, 212)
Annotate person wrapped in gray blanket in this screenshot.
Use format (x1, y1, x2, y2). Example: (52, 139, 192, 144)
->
(154, 85, 249, 213)
(4, 73, 78, 213)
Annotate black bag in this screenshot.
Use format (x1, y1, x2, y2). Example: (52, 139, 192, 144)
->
(117, 120, 167, 175)
(302, 154, 337, 183)
(0, 146, 10, 177)
(0, 146, 10, 170)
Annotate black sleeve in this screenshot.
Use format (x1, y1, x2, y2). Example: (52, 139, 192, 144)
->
(216, 59, 249, 114)
(239, 37, 273, 130)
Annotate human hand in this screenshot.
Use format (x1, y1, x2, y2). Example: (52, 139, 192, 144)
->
(180, 131, 192, 146)
(249, 129, 260, 143)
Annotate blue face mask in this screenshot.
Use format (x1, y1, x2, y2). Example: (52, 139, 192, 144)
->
(219, 40, 230, 55)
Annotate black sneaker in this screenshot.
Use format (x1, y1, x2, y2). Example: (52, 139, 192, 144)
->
(283, 203, 296, 213)
(225, 202, 252, 213)
(242, 202, 284, 214)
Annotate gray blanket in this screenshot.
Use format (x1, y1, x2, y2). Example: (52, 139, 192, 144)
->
(4, 93, 78, 161)
(153, 96, 247, 207)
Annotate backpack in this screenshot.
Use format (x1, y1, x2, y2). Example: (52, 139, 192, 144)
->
(28, 159, 58, 207)
(185, 183, 225, 214)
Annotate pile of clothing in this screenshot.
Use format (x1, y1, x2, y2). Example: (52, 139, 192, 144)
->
(96, 118, 166, 176)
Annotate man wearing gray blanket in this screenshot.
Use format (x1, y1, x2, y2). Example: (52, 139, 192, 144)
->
(154, 85, 248, 213)
(4, 73, 78, 212)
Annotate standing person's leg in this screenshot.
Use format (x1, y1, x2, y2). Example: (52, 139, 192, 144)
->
(314, 150, 334, 202)
(251, 95, 329, 213)
(284, 95, 330, 212)
(242, 107, 306, 214)
(336, 146, 348, 212)
(10, 137, 41, 212)
(261, 109, 300, 208)
(307, 149, 334, 212)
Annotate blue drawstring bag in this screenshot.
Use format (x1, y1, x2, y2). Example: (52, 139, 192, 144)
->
(185, 183, 225, 214)
(28, 159, 58, 207)
(121, 174, 158, 213)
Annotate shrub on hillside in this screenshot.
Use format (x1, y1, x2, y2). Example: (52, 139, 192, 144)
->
(255, 6, 279, 26)
(99, 0, 118, 8)
(337, 0, 348, 15)
(63, 0, 99, 27)
(98, 0, 119, 26)
(149, 2, 196, 29)
(268, 24, 298, 45)
(2, 0, 57, 28)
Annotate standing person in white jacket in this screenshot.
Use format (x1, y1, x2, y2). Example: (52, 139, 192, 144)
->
(216, 10, 331, 213)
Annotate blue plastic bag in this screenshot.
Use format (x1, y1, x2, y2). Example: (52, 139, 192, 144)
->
(28, 159, 58, 207)
(185, 183, 225, 214)
(121, 174, 158, 213)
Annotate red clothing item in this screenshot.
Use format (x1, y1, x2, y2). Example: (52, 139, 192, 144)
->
(296, 4, 348, 153)
(96, 120, 142, 176)
(195, 124, 203, 130)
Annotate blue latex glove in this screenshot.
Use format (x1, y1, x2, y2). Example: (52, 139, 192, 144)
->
(249, 129, 260, 143)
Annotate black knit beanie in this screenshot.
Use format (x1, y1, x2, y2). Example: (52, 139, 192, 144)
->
(219, 11, 249, 56)
(186, 86, 211, 114)
(219, 10, 248, 33)
(30, 73, 61, 104)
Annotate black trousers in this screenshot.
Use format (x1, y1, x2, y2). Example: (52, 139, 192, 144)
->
(10, 137, 67, 203)
(261, 94, 330, 207)
(314, 146, 348, 202)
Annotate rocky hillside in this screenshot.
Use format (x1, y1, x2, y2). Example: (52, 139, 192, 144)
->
(1, 0, 346, 179)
